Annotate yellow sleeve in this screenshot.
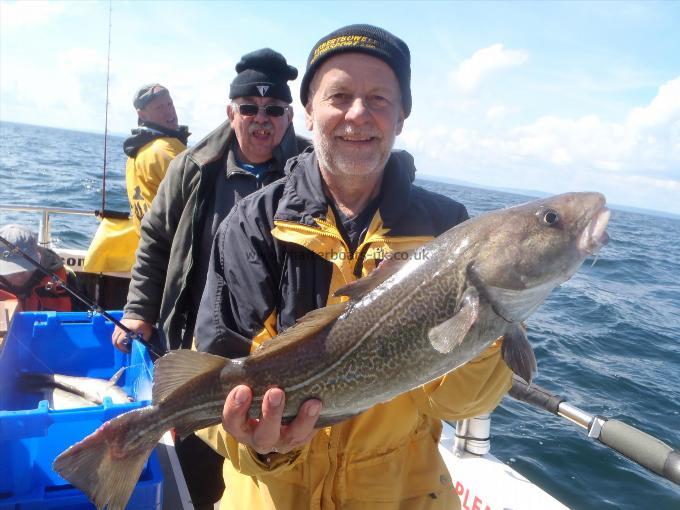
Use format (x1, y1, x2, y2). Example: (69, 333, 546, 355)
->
(409, 339, 513, 420)
(126, 137, 185, 235)
(195, 425, 309, 477)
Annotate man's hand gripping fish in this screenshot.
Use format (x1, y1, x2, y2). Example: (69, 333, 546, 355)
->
(53, 192, 610, 509)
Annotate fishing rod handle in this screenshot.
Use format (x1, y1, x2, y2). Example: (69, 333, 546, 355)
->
(508, 375, 565, 415)
(598, 419, 680, 486)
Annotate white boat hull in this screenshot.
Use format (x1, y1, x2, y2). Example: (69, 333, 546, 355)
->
(440, 422, 569, 509)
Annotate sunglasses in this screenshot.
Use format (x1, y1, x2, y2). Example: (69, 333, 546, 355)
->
(232, 103, 290, 118)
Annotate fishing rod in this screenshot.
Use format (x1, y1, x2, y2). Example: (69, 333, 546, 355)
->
(100, 0, 113, 214)
(0, 234, 162, 358)
(509, 374, 680, 486)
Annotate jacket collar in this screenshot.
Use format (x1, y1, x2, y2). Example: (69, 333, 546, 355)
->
(123, 122, 190, 157)
(274, 149, 417, 230)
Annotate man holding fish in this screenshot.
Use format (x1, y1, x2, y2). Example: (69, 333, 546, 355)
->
(195, 24, 513, 509)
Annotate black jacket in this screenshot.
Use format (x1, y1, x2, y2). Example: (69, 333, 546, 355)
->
(195, 149, 468, 357)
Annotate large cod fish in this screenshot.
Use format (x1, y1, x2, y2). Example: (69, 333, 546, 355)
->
(53, 192, 610, 509)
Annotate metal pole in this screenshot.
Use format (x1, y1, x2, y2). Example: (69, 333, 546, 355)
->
(40, 209, 49, 247)
(454, 419, 469, 456)
(453, 415, 491, 456)
(557, 402, 596, 431)
(509, 375, 680, 485)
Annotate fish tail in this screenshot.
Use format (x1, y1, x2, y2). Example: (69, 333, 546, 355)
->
(53, 407, 162, 510)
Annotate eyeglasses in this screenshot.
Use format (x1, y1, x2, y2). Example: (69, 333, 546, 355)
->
(232, 103, 290, 118)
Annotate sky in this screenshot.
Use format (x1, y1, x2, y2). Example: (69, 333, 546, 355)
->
(1, 0, 679, 215)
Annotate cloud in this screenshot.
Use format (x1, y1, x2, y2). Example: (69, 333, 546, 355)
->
(401, 75, 680, 214)
(626, 76, 680, 130)
(451, 43, 528, 92)
(486, 104, 519, 122)
(57, 48, 106, 75)
(0, 1, 65, 29)
(0, 41, 239, 139)
(0, 46, 112, 129)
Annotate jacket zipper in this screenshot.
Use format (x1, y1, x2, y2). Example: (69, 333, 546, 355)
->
(274, 219, 352, 256)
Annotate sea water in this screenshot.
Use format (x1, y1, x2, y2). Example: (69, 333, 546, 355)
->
(1, 121, 678, 509)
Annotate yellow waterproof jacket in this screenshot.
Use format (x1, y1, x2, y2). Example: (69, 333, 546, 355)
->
(195, 150, 513, 509)
(125, 136, 186, 236)
(84, 126, 187, 274)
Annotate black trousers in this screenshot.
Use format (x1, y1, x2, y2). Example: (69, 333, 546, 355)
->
(174, 432, 225, 508)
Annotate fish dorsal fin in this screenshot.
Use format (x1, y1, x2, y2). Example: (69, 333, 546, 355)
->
(152, 350, 230, 405)
(253, 302, 348, 357)
(334, 251, 415, 300)
(428, 287, 480, 354)
(501, 323, 537, 384)
(485, 280, 556, 323)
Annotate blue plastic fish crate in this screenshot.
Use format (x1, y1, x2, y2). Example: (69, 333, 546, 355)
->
(0, 311, 162, 509)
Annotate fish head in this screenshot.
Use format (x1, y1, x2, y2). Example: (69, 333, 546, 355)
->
(464, 192, 610, 322)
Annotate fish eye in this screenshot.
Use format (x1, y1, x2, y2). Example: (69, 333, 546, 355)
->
(542, 209, 559, 226)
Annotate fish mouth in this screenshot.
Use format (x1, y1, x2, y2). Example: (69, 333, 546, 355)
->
(578, 206, 610, 255)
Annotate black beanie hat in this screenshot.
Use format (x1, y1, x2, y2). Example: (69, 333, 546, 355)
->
(229, 48, 298, 104)
(300, 24, 411, 117)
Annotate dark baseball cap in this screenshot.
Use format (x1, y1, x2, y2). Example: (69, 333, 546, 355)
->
(133, 83, 170, 110)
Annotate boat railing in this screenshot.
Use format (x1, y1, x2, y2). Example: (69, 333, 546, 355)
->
(0, 204, 128, 247)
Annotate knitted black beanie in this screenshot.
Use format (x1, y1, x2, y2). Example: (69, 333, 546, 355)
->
(300, 24, 411, 116)
(229, 48, 298, 104)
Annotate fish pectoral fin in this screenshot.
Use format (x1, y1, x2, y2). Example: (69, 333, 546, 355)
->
(153, 350, 230, 405)
(485, 279, 556, 323)
(501, 323, 537, 384)
(334, 250, 417, 300)
(428, 287, 480, 354)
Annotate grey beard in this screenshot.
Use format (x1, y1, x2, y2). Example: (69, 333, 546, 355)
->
(314, 129, 393, 177)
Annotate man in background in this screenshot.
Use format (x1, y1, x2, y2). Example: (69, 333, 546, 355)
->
(125, 83, 190, 236)
(83, 84, 189, 301)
